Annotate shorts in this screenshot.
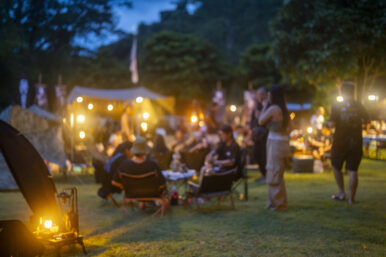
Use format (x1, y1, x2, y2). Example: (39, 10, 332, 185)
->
(331, 147, 362, 172)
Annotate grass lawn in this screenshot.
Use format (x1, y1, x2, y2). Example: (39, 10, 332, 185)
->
(0, 159, 385, 256)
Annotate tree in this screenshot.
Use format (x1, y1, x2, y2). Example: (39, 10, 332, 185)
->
(137, 0, 282, 63)
(141, 31, 232, 109)
(271, 0, 386, 102)
(0, 0, 131, 107)
(239, 43, 281, 88)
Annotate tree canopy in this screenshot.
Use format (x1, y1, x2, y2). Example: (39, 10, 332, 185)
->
(141, 31, 231, 106)
(271, 0, 386, 102)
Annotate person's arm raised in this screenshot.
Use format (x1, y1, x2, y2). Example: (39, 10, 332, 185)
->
(259, 105, 273, 126)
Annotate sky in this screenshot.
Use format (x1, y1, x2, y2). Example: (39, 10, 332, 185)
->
(76, 0, 176, 49)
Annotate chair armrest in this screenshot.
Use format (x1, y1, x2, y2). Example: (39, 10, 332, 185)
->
(188, 181, 199, 188)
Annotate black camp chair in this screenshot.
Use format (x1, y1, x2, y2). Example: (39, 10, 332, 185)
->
(180, 148, 210, 172)
(152, 151, 172, 170)
(186, 168, 236, 210)
(119, 171, 168, 217)
(232, 147, 249, 201)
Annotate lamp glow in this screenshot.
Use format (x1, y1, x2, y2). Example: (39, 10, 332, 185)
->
(337, 96, 344, 102)
(307, 127, 313, 134)
(136, 96, 143, 103)
(141, 122, 148, 132)
(368, 95, 376, 101)
(79, 131, 86, 139)
(44, 220, 52, 229)
(230, 105, 237, 112)
(142, 112, 150, 120)
(290, 112, 296, 120)
(76, 97, 83, 103)
(107, 104, 113, 111)
(190, 115, 198, 123)
(88, 103, 94, 110)
(77, 114, 85, 123)
(70, 113, 74, 128)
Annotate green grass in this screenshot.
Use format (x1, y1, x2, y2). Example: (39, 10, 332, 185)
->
(0, 159, 385, 256)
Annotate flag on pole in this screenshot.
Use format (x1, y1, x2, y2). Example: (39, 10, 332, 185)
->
(19, 78, 29, 108)
(130, 37, 139, 84)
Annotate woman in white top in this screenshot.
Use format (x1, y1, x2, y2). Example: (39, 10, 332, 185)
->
(259, 85, 291, 211)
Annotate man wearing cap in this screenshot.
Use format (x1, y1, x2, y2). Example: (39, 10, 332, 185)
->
(112, 137, 166, 190)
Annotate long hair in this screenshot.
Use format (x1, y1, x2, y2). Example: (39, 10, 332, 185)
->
(153, 134, 169, 154)
(269, 85, 289, 129)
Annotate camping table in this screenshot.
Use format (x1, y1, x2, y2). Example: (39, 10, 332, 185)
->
(162, 169, 197, 201)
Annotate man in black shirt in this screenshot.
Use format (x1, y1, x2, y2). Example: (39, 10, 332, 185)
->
(112, 137, 166, 191)
(204, 124, 240, 173)
(329, 82, 369, 205)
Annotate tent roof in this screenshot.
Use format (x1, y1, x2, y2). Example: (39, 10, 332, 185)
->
(67, 86, 169, 104)
(28, 105, 60, 122)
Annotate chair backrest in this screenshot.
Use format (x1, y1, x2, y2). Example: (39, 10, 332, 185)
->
(152, 151, 172, 170)
(199, 168, 236, 195)
(119, 171, 162, 198)
(181, 148, 210, 171)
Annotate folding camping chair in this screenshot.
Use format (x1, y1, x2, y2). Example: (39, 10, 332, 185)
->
(152, 151, 173, 170)
(186, 168, 236, 210)
(119, 171, 169, 217)
(232, 147, 249, 201)
(180, 148, 210, 172)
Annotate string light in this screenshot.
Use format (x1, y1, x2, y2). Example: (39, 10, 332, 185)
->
(79, 131, 86, 139)
(88, 103, 94, 110)
(136, 96, 143, 103)
(142, 112, 150, 120)
(141, 122, 148, 132)
(76, 97, 83, 103)
(230, 105, 237, 112)
(190, 115, 198, 123)
(77, 114, 85, 123)
(107, 104, 113, 111)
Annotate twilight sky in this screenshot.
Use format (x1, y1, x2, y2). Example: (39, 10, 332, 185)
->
(76, 0, 176, 49)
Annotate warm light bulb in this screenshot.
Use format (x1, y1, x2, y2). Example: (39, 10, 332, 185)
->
(307, 127, 313, 134)
(337, 96, 344, 102)
(190, 115, 198, 123)
(290, 112, 296, 120)
(79, 131, 86, 139)
(77, 114, 85, 123)
(368, 95, 376, 101)
(142, 112, 150, 120)
(230, 105, 237, 112)
(107, 104, 113, 111)
(141, 122, 148, 131)
(88, 103, 94, 110)
(44, 220, 52, 229)
(76, 96, 83, 103)
(136, 96, 143, 103)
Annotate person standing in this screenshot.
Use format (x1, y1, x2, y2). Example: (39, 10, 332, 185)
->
(251, 88, 269, 182)
(310, 106, 325, 134)
(329, 82, 369, 205)
(121, 104, 135, 142)
(259, 85, 291, 211)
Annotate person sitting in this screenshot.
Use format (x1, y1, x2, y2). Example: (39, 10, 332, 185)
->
(97, 141, 132, 202)
(152, 133, 170, 154)
(112, 137, 166, 206)
(171, 128, 195, 153)
(202, 124, 240, 174)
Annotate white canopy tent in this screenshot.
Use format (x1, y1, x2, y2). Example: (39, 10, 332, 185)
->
(67, 86, 175, 114)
